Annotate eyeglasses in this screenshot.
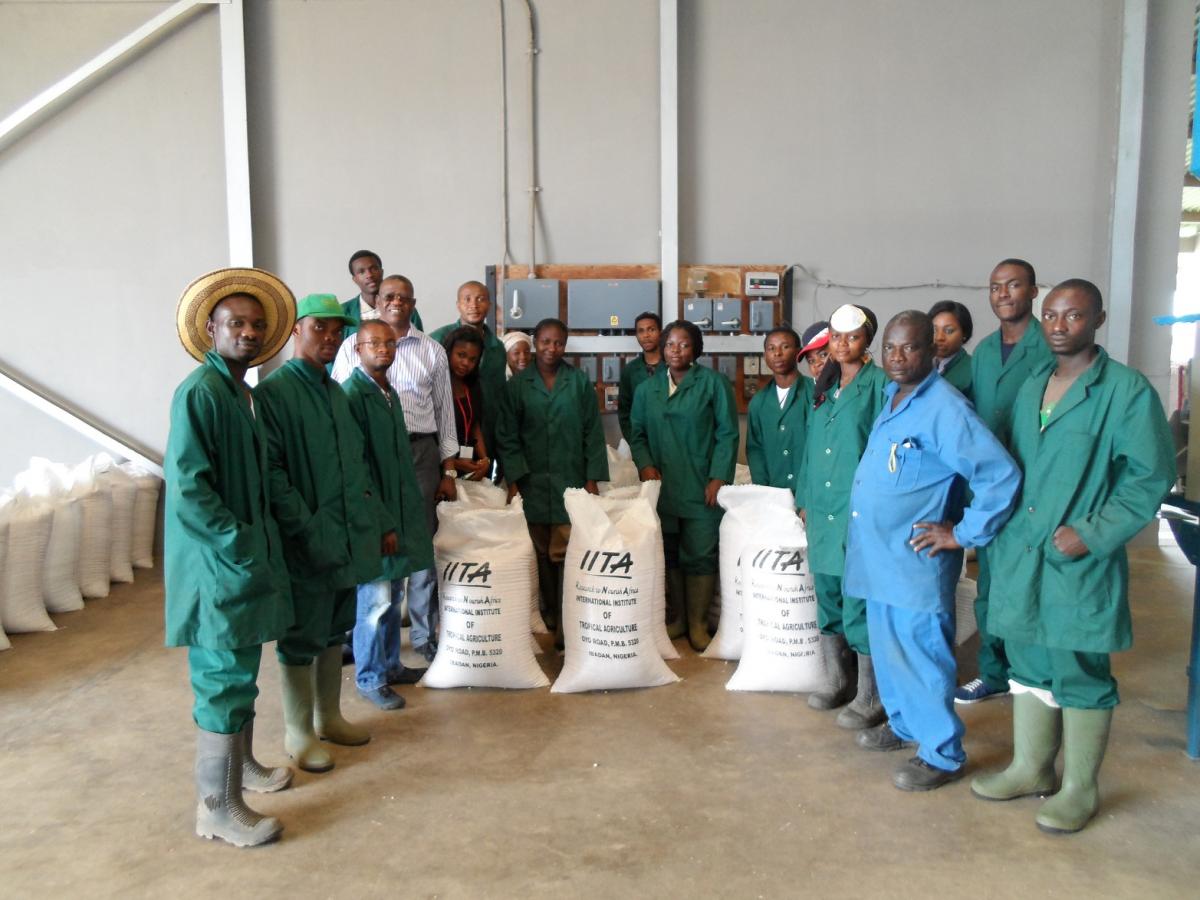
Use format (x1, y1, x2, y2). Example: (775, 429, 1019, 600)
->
(358, 339, 398, 350)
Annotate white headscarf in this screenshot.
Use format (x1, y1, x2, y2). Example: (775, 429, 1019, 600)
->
(502, 331, 532, 379)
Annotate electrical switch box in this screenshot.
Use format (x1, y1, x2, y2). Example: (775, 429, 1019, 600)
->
(742, 355, 761, 376)
(748, 300, 776, 333)
(566, 279, 659, 331)
(576, 356, 599, 382)
(503, 278, 559, 329)
(712, 299, 741, 332)
(745, 271, 782, 297)
(697, 356, 714, 370)
(601, 356, 621, 383)
(683, 299, 713, 330)
(717, 356, 738, 383)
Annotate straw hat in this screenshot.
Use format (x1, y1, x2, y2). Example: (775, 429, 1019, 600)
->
(176, 267, 296, 367)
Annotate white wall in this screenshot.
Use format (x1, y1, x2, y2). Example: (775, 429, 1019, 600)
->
(0, 0, 1192, 486)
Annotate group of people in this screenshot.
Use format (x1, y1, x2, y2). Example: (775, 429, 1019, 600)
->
(164, 252, 1173, 849)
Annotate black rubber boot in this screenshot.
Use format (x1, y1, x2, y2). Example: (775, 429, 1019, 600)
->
(835, 653, 886, 730)
(808, 632, 857, 710)
(665, 567, 686, 639)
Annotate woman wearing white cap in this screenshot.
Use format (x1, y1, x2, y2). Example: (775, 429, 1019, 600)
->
(797, 303, 888, 729)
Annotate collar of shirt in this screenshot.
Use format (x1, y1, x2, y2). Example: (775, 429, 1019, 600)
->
(879, 368, 940, 422)
(352, 364, 394, 403)
(285, 356, 330, 386)
(359, 295, 381, 321)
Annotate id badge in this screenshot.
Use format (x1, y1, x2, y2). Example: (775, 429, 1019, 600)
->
(458, 445, 474, 460)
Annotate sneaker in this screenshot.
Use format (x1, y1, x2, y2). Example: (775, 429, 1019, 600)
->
(893, 756, 965, 792)
(856, 721, 916, 752)
(954, 678, 1010, 705)
(387, 665, 427, 685)
(358, 685, 406, 710)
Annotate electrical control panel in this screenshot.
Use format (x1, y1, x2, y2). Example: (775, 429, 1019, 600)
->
(601, 356, 621, 383)
(748, 300, 776, 333)
(712, 299, 741, 332)
(574, 355, 599, 382)
(745, 271, 782, 297)
(503, 278, 559, 329)
(683, 299, 713, 329)
(566, 279, 659, 331)
(717, 356, 738, 383)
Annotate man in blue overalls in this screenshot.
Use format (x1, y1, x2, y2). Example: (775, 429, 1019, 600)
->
(844, 311, 1021, 791)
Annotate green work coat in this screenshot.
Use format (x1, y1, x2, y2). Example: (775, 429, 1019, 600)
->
(164, 351, 293, 649)
(971, 322, 1051, 445)
(496, 361, 609, 524)
(796, 361, 888, 577)
(339, 295, 422, 339)
(430, 320, 506, 454)
(617, 352, 660, 443)
(342, 367, 435, 582)
(255, 359, 383, 591)
(988, 350, 1174, 653)
(939, 350, 973, 399)
(628, 365, 740, 522)
(746, 376, 812, 497)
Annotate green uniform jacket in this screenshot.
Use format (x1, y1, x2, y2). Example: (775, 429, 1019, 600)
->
(617, 352, 660, 443)
(971, 323, 1052, 445)
(429, 320, 505, 454)
(255, 359, 383, 590)
(988, 350, 1173, 653)
(496, 362, 609, 524)
(339, 295, 422, 338)
(342, 368, 435, 582)
(629, 365, 740, 521)
(746, 376, 812, 497)
(797, 361, 888, 577)
(163, 351, 292, 649)
(940, 350, 973, 400)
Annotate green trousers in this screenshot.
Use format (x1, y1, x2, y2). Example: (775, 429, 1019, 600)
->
(974, 546, 1010, 691)
(1006, 638, 1119, 709)
(661, 513, 720, 576)
(188, 644, 262, 734)
(812, 571, 870, 655)
(276, 584, 357, 666)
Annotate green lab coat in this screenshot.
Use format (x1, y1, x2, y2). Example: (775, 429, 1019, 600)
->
(971, 322, 1052, 445)
(430, 320, 506, 454)
(796, 361, 888, 577)
(164, 351, 292, 649)
(940, 350, 973, 399)
(617, 352, 660, 443)
(628, 365, 740, 521)
(342, 368, 435, 581)
(746, 376, 812, 496)
(254, 359, 382, 591)
(988, 350, 1174, 653)
(339, 295, 422, 339)
(496, 362, 609, 524)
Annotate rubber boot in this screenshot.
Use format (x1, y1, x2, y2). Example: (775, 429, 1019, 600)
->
(1036, 708, 1112, 834)
(537, 556, 558, 632)
(194, 728, 283, 847)
(808, 632, 857, 710)
(279, 662, 334, 772)
(971, 692, 1061, 801)
(665, 567, 686, 639)
(553, 563, 566, 652)
(314, 645, 371, 746)
(240, 719, 293, 793)
(835, 653, 886, 730)
(684, 574, 715, 652)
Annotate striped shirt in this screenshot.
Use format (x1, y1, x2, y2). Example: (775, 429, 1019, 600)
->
(331, 327, 458, 462)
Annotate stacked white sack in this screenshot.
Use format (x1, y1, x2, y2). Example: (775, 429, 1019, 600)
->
(955, 574, 978, 647)
(15, 461, 83, 613)
(121, 463, 162, 569)
(0, 493, 57, 634)
(70, 462, 113, 599)
(423, 496, 549, 689)
(87, 454, 137, 584)
(552, 487, 679, 693)
(599, 440, 639, 491)
(705, 485, 798, 661)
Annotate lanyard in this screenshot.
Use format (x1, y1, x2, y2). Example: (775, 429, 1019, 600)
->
(455, 389, 474, 441)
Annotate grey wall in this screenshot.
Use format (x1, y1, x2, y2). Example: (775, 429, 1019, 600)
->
(0, 0, 1192, 486)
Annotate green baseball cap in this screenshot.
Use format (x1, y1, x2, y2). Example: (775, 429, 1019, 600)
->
(296, 293, 354, 324)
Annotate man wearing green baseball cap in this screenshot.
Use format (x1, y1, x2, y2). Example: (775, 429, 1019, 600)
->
(254, 294, 386, 773)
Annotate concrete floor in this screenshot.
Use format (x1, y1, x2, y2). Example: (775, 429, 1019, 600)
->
(1, 545, 1198, 898)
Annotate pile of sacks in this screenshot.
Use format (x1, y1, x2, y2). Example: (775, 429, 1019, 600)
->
(0, 454, 161, 652)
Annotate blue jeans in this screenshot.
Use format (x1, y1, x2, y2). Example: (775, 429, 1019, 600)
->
(353, 579, 403, 692)
(407, 566, 438, 650)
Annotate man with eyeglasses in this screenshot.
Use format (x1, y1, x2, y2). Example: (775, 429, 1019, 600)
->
(332, 275, 458, 663)
(340, 250, 424, 339)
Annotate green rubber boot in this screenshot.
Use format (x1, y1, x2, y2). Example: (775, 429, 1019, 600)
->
(666, 567, 686, 639)
(684, 574, 715, 652)
(278, 661, 334, 773)
(1036, 707, 1112, 834)
(971, 692, 1061, 801)
(314, 645, 371, 747)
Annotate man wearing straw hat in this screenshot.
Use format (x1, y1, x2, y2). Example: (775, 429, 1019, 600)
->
(255, 294, 384, 773)
(166, 267, 297, 847)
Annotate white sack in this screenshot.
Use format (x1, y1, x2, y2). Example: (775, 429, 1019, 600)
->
(727, 512, 822, 693)
(70, 464, 112, 599)
(88, 455, 136, 584)
(0, 503, 10, 650)
(600, 441, 639, 490)
(955, 574, 978, 647)
(15, 463, 84, 613)
(122, 463, 161, 569)
(0, 495, 57, 634)
(733, 463, 753, 486)
(552, 488, 679, 693)
(423, 498, 549, 689)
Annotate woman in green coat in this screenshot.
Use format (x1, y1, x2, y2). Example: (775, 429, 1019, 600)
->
(796, 304, 887, 727)
(495, 318, 609, 647)
(629, 320, 739, 652)
(746, 325, 811, 495)
(928, 300, 974, 399)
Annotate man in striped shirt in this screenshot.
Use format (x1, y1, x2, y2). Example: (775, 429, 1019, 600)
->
(332, 274, 457, 661)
